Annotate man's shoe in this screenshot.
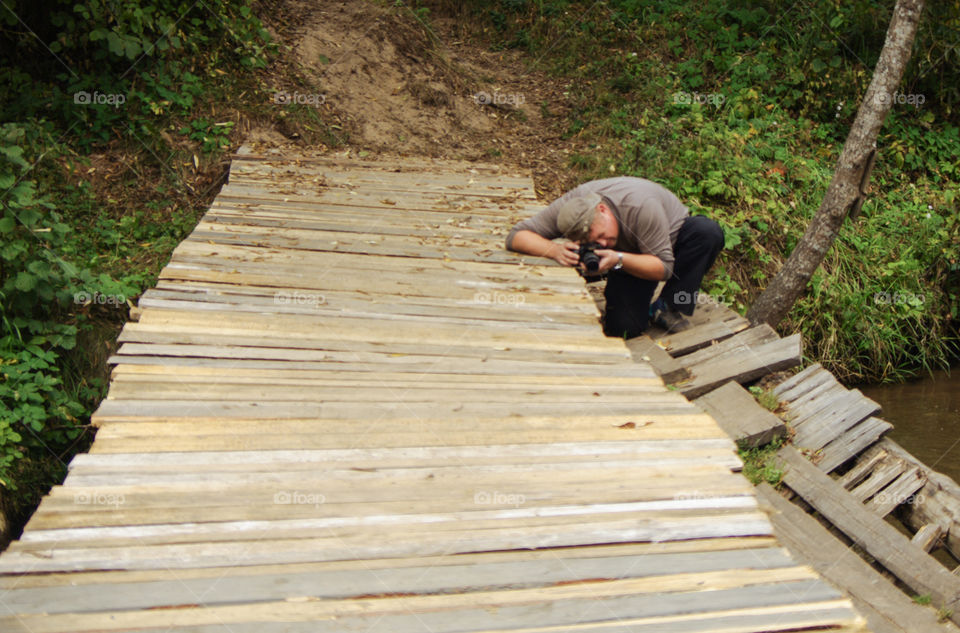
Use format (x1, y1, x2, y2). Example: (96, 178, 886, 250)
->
(651, 307, 692, 333)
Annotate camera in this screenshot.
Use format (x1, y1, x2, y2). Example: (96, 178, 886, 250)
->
(577, 242, 602, 275)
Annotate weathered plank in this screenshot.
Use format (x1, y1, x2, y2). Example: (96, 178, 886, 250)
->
(866, 466, 927, 517)
(624, 335, 690, 384)
(676, 324, 780, 369)
(817, 416, 893, 473)
(678, 334, 803, 399)
(911, 524, 944, 553)
(790, 389, 882, 451)
(694, 381, 786, 447)
(653, 319, 748, 357)
(771, 363, 830, 399)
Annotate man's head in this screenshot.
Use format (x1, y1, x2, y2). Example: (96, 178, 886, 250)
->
(557, 194, 619, 247)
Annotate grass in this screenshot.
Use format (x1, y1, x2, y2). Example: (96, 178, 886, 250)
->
(748, 385, 781, 412)
(738, 436, 786, 486)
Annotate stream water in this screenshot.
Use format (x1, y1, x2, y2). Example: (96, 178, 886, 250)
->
(859, 369, 960, 484)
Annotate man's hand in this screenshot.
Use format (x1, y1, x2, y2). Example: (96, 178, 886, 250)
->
(508, 230, 582, 267)
(550, 241, 580, 267)
(594, 249, 621, 273)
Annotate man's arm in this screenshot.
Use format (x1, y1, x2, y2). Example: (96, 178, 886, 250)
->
(509, 230, 580, 266)
(596, 249, 666, 280)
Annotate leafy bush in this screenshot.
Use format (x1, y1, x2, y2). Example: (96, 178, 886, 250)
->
(0, 1, 272, 490)
(1, 124, 83, 485)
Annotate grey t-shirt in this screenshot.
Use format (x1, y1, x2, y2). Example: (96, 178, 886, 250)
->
(505, 177, 689, 279)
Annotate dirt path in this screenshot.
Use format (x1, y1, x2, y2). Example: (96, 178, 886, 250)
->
(254, 0, 592, 201)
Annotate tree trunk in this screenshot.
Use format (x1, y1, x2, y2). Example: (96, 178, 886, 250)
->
(746, 0, 926, 328)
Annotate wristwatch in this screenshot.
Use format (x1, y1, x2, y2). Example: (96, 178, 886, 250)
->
(612, 252, 624, 271)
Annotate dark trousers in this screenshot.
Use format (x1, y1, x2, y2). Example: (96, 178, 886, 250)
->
(602, 215, 724, 339)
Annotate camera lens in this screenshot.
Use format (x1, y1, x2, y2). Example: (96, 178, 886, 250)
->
(581, 249, 600, 272)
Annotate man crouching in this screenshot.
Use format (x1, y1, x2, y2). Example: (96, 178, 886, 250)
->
(505, 177, 724, 337)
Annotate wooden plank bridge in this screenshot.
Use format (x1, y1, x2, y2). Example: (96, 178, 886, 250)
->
(0, 149, 866, 632)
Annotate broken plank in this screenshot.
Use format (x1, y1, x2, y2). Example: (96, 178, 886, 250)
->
(777, 445, 960, 624)
(757, 483, 954, 633)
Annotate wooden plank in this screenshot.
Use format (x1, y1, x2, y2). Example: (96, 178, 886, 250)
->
(817, 416, 893, 473)
(0, 546, 799, 614)
(678, 334, 803, 399)
(0, 538, 780, 588)
(777, 445, 960, 624)
(866, 466, 927, 516)
(64, 450, 743, 486)
(676, 324, 780, 369)
(839, 446, 891, 490)
(0, 578, 851, 633)
(170, 238, 578, 281)
(849, 459, 907, 502)
(771, 363, 829, 399)
(654, 319, 747, 357)
(115, 328, 631, 366)
(64, 440, 739, 476)
(911, 524, 944, 553)
(773, 363, 839, 405)
(91, 400, 705, 427)
(757, 483, 955, 633)
(108, 363, 656, 383)
(625, 335, 690, 384)
(790, 390, 882, 451)
(108, 344, 651, 375)
(17, 499, 764, 551)
(781, 381, 846, 423)
(0, 511, 775, 572)
(136, 294, 597, 329)
(694, 381, 787, 447)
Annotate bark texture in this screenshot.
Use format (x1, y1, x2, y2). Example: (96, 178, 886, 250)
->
(747, 0, 926, 327)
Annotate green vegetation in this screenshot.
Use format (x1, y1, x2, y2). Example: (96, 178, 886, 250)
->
(0, 0, 346, 531)
(747, 385, 780, 412)
(442, 0, 960, 382)
(738, 436, 785, 486)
